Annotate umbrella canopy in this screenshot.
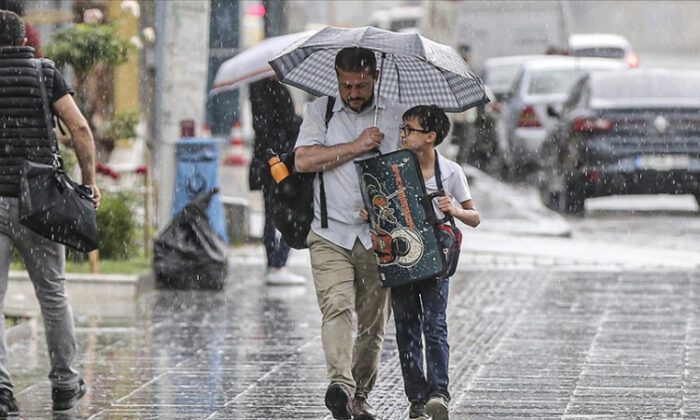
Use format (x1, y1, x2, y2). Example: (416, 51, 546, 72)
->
(211, 30, 316, 94)
(269, 26, 489, 112)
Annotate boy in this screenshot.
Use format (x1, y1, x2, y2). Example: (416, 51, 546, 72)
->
(362, 105, 480, 420)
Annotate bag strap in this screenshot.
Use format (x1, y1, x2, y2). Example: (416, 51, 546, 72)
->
(34, 59, 60, 158)
(318, 96, 335, 229)
(434, 150, 457, 230)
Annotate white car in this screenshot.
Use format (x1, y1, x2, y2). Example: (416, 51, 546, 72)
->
(481, 55, 551, 101)
(498, 56, 628, 176)
(568, 33, 639, 68)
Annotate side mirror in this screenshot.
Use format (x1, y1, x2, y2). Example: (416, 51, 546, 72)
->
(547, 104, 561, 118)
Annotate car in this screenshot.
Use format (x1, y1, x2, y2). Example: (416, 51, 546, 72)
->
(497, 56, 627, 178)
(568, 33, 639, 68)
(464, 55, 552, 171)
(481, 55, 552, 101)
(538, 68, 700, 214)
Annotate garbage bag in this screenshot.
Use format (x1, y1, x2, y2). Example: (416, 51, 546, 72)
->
(154, 189, 228, 290)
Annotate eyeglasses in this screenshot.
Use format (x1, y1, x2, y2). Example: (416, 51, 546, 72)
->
(399, 124, 430, 137)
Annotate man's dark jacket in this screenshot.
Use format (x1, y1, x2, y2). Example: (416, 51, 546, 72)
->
(0, 46, 56, 197)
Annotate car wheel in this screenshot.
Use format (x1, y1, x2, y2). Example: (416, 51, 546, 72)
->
(560, 184, 585, 216)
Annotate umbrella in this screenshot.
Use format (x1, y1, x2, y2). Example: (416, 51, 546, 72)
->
(268, 26, 489, 114)
(210, 30, 317, 95)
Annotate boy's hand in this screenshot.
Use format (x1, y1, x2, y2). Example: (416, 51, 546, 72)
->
(359, 208, 369, 222)
(437, 195, 457, 216)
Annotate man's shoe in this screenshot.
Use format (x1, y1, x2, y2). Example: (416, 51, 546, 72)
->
(0, 388, 18, 417)
(425, 394, 449, 420)
(408, 401, 430, 420)
(324, 383, 353, 419)
(352, 393, 376, 420)
(52, 378, 86, 411)
(265, 267, 306, 286)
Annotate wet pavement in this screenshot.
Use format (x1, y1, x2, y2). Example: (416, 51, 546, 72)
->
(6, 255, 700, 419)
(6, 158, 699, 419)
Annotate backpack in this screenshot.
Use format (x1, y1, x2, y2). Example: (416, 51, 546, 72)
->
(266, 97, 335, 249)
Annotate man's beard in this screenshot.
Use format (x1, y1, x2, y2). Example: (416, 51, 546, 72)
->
(345, 93, 374, 113)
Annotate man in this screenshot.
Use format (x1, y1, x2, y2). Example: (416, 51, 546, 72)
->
(0, 10, 100, 416)
(294, 47, 407, 420)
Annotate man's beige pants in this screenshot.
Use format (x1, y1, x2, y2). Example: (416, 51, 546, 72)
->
(307, 230, 391, 397)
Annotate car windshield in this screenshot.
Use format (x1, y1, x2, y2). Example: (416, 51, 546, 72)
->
(592, 73, 700, 99)
(485, 64, 522, 91)
(527, 69, 587, 95)
(573, 47, 626, 59)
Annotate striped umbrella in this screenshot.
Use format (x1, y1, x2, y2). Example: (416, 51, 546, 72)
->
(269, 26, 489, 114)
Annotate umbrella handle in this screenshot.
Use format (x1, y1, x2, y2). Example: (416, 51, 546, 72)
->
(373, 52, 386, 128)
(372, 52, 386, 155)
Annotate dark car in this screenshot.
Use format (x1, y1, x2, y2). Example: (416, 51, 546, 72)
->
(538, 69, 700, 214)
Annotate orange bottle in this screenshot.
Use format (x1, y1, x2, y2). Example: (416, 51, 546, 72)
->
(268, 155, 290, 184)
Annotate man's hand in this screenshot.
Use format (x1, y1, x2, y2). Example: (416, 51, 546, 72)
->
(354, 127, 384, 154)
(87, 183, 101, 209)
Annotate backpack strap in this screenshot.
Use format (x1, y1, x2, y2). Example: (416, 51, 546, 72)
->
(434, 150, 457, 229)
(319, 96, 335, 228)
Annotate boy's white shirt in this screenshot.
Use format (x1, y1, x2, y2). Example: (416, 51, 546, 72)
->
(423, 151, 472, 219)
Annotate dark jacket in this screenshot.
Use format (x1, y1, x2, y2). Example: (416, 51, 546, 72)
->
(0, 46, 57, 197)
(247, 78, 302, 191)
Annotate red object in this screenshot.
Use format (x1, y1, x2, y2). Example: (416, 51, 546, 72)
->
(224, 122, 249, 166)
(572, 116, 613, 133)
(180, 119, 195, 138)
(626, 52, 640, 68)
(516, 105, 541, 128)
(96, 162, 119, 180)
(246, 3, 266, 17)
(24, 23, 41, 57)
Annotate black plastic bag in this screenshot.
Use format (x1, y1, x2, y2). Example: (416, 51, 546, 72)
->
(153, 189, 227, 290)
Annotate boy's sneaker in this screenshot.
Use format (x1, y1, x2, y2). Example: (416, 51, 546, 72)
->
(425, 394, 449, 420)
(0, 388, 18, 416)
(324, 383, 352, 419)
(52, 378, 86, 411)
(265, 267, 306, 286)
(409, 401, 431, 420)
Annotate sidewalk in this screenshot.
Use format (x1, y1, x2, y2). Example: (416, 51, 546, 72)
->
(6, 255, 700, 419)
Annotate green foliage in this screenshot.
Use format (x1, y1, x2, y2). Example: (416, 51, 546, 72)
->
(97, 192, 138, 260)
(44, 23, 133, 79)
(105, 111, 139, 140)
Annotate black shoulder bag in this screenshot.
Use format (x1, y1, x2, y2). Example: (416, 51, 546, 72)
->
(18, 59, 99, 253)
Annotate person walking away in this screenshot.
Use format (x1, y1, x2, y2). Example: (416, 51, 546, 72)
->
(0, 0, 41, 56)
(248, 77, 306, 285)
(382, 105, 480, 420)
(0, 10, 100, 416)
(293, 47, 407, 420)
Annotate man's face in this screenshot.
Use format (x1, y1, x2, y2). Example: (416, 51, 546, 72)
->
(336, 67, 377, 112)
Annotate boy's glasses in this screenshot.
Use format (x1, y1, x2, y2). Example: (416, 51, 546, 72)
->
(399, 124, 430, 137)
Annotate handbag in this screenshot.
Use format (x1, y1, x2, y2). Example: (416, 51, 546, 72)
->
(433, 151, 462, 278)
(17, 59, 98, 253)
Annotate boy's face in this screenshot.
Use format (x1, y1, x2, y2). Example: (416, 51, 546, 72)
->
(400, 117, 434, 152)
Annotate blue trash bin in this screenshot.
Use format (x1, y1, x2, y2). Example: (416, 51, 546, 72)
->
(173, 137, 229, 243)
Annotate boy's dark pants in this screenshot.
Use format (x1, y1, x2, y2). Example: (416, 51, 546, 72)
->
(391, 277, 451, 403)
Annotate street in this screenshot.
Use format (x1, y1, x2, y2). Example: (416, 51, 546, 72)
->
(4, 160, 700, 419)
